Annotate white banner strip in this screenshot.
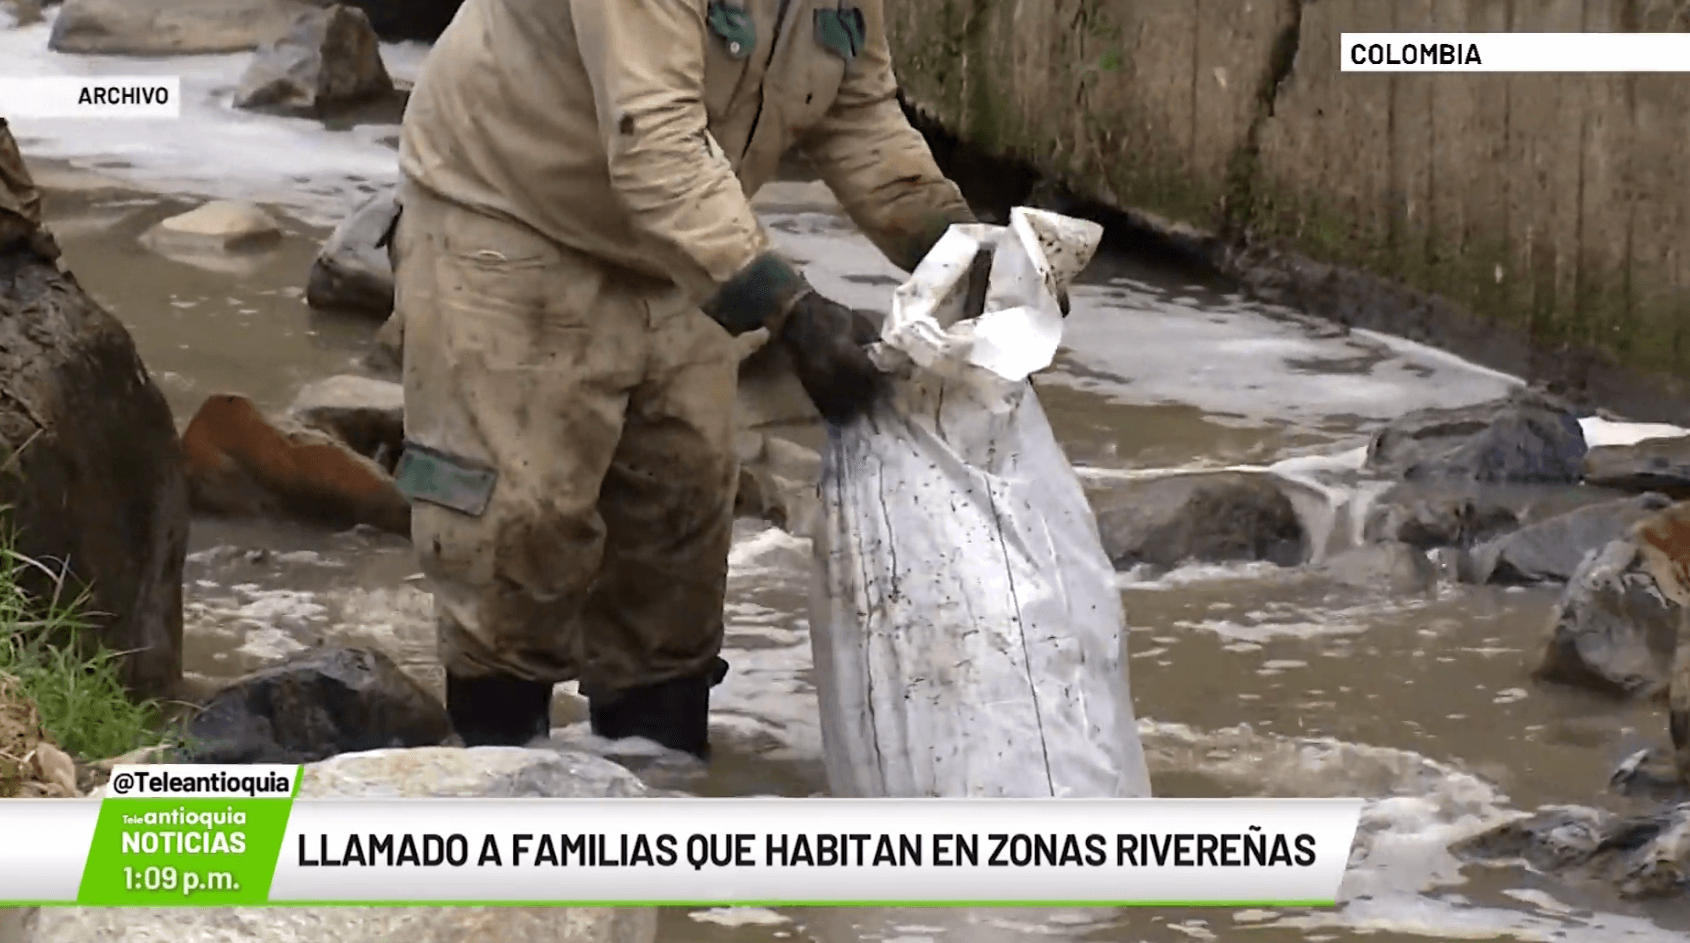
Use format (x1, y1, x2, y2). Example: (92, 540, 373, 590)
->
(1341, 33, 1690, 72)
(0, 77, 181, 119)
(0, 800, 102, 902)
(269, 798, 1363, 904)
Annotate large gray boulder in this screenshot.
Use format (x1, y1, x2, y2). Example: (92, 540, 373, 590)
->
(1361, 480, 1523, 550)
(1360, 480, 1630, 552)
(49, 0, 312, 55)
(1095, 471, 1307, 571)
(306, 189, 399, 318)
(1585, 435, 1690, 499)
(179, 645, 452, 763)
(235, 5, 395, 119)
(22, 747, 658, 943)
(1365, 389, 1588, 484)
(1534, 538, 1678, 699)
(1471, 492, 1675, 585)
(0, 122, 187, 700)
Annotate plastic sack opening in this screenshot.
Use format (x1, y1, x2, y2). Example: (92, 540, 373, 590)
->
(809, 207, 1153, 799)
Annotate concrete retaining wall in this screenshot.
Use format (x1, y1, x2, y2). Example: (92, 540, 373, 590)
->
(886, 0, 1690, 409)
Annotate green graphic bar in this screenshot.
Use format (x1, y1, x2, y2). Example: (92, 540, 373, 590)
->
(73, 765, 301, 906)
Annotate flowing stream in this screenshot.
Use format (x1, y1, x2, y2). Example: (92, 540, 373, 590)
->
(6, 12, 1690, 942)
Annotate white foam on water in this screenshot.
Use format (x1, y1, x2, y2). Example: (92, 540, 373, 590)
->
(1278, 894, 1683, 943)
(690, 908, 795, 928)
(228, 585, 328, 629)
(1169, 595, 1434, 644)
(1078, 442, 1366, 498)
(1133, 721, 1690, 943)
(1117, 560, 1291, 590)
(1350, 328, 1529, 390)
(1273, 446, 1371, 477)
(792, 722, 1678, 943)
(234, 625, 308, 661)
(1, 13, 407, 227)
(1580, 416, 1690, 448)
(330, 585, 437, 672)
(1049, 286, 1520, 431)
(727, 523, 811, 574)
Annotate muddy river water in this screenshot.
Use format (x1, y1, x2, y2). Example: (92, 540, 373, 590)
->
(7, 11, 1690, 943)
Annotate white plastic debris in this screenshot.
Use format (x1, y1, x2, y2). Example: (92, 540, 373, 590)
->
(810, 207, 1153, 799)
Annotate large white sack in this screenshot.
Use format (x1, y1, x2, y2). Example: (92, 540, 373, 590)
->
(809, 207, 1152, 799)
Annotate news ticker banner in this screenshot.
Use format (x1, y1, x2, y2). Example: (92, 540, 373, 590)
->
(1343, 33, 1690, 71)
(0, 765, 1364, 907)
(0, 32, 1687, 122)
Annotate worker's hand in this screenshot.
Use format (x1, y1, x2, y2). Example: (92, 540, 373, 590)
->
(777, 289, 884, 426)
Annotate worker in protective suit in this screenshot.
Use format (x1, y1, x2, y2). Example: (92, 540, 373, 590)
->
(388, 0, 976, 761)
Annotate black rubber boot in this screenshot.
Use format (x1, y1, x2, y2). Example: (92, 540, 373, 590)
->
(445, 671, 554, 747)
(588, 658, 729, 761)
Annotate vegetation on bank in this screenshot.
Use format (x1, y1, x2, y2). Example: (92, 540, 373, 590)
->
(0, 524, 168, 761)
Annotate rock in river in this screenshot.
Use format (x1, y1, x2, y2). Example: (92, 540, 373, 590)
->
(49, 0, 312, 55)
(1534, 538, 1678, 700)
(0, 122, 188, 700)
(179, 645, 451, 763)
(306, 188, 400, 318)
(141, 201, 283, 255)
(22, 747, 657, 943)
(180, 392, 410, 535)
(235, 5, 396, 119)
(1470, 492, 1675, 585)
(1585, 434, 1690, 499)
(1363, 479, 1635, 553)
(1454, 802, 1690, 900)
(1365, 388, 1587, 484)
(1095, 471, 1307, 571)
(1361, 481, 1523, 550)
(1, 0, 43, 29)
(288, 374, 404, 471)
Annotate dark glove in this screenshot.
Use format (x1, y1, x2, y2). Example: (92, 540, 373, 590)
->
(777, 289, 883, 426)
(701, 252, 883, 425)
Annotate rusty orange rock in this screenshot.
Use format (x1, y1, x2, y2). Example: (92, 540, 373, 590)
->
(180, 392, 410, 536)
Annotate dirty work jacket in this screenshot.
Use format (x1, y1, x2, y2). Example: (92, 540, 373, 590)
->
(399, 0, 971, 307)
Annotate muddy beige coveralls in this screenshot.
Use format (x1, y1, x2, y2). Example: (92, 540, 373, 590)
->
(392, 0, 972, 756)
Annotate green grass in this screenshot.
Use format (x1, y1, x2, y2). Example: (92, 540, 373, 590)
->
(0, 529, 170, 762)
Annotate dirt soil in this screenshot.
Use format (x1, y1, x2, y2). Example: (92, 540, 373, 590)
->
(0, 673, 76, 798)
